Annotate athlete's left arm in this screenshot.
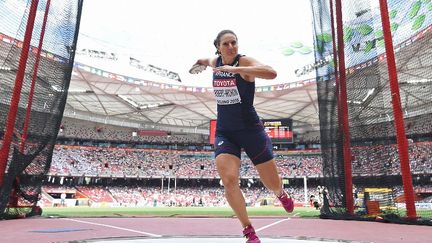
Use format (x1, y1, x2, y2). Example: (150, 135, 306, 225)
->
(214, 56, 277, 81)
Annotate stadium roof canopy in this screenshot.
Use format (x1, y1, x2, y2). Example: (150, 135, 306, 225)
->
(65, 23, 432, 135)
(64, 0, 320, 134)
(65, 60, 320, 134)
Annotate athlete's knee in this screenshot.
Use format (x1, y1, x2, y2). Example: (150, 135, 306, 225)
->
(215, 154, 240, 189)
(220, 174, 239, 190)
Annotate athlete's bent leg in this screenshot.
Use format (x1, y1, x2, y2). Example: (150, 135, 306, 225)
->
(256, 158, 294, 213)
(255, 158, 283, 194)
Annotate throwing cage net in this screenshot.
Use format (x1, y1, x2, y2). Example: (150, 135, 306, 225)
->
(0, 0, 82, 219)
(311, 0, 432, 225)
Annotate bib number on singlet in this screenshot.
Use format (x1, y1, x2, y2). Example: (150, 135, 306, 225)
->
(213, 78, 241, 105)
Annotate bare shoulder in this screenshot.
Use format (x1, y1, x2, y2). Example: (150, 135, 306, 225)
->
(239, 56, 262, 66)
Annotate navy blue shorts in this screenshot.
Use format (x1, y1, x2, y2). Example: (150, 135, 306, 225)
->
(214, 129, 274, 165)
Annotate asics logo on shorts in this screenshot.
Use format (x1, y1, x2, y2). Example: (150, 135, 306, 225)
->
(218, 141, 224, 146)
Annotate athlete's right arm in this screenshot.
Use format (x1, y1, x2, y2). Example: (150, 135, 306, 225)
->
(196, 58, 216, 68)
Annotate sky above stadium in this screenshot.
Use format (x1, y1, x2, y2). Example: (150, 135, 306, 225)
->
(76, 0, 316, 87)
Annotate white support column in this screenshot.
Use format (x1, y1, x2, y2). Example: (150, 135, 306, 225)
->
(174, 177, 177, 206)
(304, 176, 308, 206)
(161, 177, 164, 193)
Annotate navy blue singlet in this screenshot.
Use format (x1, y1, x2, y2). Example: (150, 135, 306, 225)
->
(213, 54, 262, 131)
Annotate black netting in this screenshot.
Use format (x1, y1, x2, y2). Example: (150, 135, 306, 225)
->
(311, 0, 432, 225)
(0, 0, 83, 219)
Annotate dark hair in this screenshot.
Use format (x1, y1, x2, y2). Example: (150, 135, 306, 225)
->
(213, 30, 237, 55)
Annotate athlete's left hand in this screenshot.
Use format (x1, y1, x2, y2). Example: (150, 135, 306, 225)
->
(213, 65, 238, 74)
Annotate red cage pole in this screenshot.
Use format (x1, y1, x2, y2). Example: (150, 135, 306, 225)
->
(0, 0, 40, 186)
(329, 0, 344, 154)
(334, 0, 354, 214)
(329, 0, 347, 209)
(378, 0, 416, 219)
(20, 0, 52, 153)
(8, 0, 52, 208)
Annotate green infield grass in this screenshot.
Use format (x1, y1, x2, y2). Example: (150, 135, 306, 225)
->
(42, 206, 321, 218)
